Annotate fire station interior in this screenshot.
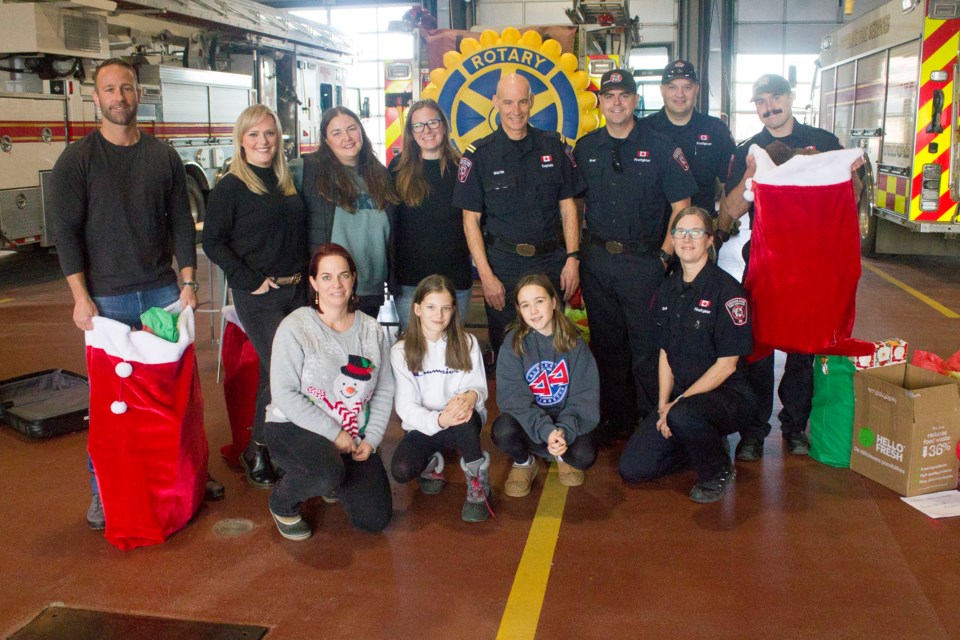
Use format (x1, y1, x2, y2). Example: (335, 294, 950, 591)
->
(3, 0, 960, 637)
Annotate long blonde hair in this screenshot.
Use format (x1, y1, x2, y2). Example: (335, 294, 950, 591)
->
(402, 274, 473, 373)
(393, 99, 461, 207)
(229, 104, 295, 196)
(508, 274, 580, 356)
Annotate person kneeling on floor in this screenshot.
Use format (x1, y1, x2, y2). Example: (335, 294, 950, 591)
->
(619, 207, 757, 503)
(494, 274, 599, 497)
(390, 274, 493, 522)
(264, 244, 394, 540)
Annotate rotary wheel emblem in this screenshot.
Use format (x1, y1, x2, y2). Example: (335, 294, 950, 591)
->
(421, 28, 599, 151)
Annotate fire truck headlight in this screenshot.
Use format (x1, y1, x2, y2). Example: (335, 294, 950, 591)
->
(930, 70, 948, 82)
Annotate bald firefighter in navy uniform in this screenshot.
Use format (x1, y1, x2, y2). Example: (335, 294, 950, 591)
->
(574, 69, 696, 439)
(718, 73, 843, 462)
(644, 60, 735, 217)
(454, 73, 585, 358)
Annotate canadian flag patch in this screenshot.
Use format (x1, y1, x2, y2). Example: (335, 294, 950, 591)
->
(541, 154, 553, 163)
(698, 299, 711, 308)
(637, 150, 649, 158)
(699, 134, 710, 141)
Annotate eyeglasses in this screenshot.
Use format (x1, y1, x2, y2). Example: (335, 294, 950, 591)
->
(610, 147, 623, 174)
(411, 118, 442, 133)
(670, 228, 710, 239)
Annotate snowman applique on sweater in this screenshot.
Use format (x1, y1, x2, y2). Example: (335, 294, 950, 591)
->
(314, 354, 375, 442)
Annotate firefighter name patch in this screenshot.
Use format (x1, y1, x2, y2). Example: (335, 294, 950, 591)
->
(458, 157, 472, 183)
(725, 297, 748, 326)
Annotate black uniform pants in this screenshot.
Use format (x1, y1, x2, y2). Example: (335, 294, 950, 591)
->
(580, 244, 664, 427)
(740, 240, 814, 439)
(390, 413, 484, 483)
(264, 421, 392, 534)
(619, 387, 750, 484)
(232, 281, 308, 443)
(487, 247, 565, 357)
(492, 413, 597, 471)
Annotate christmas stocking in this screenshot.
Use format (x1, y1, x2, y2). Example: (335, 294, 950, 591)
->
(219, 305, 259, 463)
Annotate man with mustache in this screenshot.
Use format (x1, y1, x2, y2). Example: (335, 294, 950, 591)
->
(50, 58, 223, 531)
(717, 73, 842, 461)
(454, 73, 585, 361)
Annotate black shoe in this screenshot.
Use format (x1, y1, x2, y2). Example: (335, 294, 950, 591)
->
(689, 463, 736, 504)
(204, 474, 225, 501)
(241, 443, 278, 489)
(735, 436, 764, 462)
(784, 431, 811, 456)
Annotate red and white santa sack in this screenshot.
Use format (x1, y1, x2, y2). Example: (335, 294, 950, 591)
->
(742, 144, 875, 360)
(85, 305, 209, 551)
(219, 305, 259, 464)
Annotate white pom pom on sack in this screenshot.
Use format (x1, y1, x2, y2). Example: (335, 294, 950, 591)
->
(111, 401, 128, 415)
(115, 362, 133, 378)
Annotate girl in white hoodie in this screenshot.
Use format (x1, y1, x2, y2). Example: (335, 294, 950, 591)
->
(390, 274, 492, 522)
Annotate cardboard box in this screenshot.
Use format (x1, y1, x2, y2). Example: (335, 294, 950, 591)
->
(851, 338, 909, 370)
(851, 364, 960, 497)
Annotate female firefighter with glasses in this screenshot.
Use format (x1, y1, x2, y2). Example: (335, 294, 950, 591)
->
(618, 206, 756, 504)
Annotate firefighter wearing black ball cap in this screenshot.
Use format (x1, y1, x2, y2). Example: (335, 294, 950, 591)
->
(574, 68, 697, 440)
(718, 73, 845, 462)
(644, 60, 736, 218)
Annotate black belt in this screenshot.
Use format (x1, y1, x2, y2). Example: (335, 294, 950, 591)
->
(270, 273, 302, 286)
(484, 233, 562, 257)
(582, 229, 657, 256)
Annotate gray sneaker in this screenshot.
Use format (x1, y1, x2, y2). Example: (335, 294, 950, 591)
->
(270, 510, 311, 541)
(86, 494, 105, 530)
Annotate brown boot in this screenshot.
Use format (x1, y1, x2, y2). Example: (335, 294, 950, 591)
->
(556, 459, 584, 487)
(504, 457, 539, 497)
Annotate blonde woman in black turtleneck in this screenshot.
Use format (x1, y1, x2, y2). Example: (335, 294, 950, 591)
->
(203, 104, 309, 490)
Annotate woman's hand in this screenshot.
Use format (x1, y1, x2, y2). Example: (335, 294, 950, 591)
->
(352, 441, 374, 461)
(547, 428, 568, 457)
(656, 400, 677, 439)
(333, 430, 357, 454)
(438, 391, 476, 428)
(252, 278, 279, 295)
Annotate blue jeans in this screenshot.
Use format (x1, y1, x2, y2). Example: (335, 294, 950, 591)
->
(88, 283, 180, 495)
(394, 285, 472, 331)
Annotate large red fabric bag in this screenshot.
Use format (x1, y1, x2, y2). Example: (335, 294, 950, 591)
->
(85, 306, 208, 551)
(743, 146, 874, 360)
(218, 306, 259, 463)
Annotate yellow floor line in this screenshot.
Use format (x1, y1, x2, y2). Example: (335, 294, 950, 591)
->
(496, 465, 569, 640)
(861, 261, 960, 318)
(0, 298, 14, 305)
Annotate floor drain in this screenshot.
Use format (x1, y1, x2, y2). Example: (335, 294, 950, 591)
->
(213, 518, 255, 537)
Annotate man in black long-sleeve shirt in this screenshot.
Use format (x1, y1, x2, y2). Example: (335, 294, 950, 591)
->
(49, 58, 221, 531)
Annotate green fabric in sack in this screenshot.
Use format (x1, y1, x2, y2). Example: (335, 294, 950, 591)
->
(809, 355, 856, 468)
(140, 307, 180, 343)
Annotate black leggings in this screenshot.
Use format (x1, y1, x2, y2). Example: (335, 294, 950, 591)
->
(264, 421, 392, 533)
(390, 413, 483, 483)
(491, 412, 597, 471)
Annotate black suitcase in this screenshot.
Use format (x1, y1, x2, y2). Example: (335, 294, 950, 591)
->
(0, 369, 89, 439)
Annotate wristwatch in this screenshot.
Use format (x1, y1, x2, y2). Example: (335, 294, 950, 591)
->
(715, 229, 731, 243)
(659, 250, 672, 265)
(182, 280, 200, 292)
(566, 251, 581, 261)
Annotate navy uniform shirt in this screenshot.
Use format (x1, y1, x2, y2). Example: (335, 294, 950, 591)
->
(644, 108, 735, 213)
(726, 118, 842, 192)
(654, 260, 753, 396)
(452, 125, 584, 245)
(573, 120, 696, 243)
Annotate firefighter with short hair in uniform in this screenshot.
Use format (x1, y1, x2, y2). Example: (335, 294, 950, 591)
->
(644, 60, 736, 219)
(453, 73, 585, 360)
(718, 73, 845, 461)
(574, 69, 697, 441)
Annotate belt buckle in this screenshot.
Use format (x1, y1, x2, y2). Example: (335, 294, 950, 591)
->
(291, 273, 302, 285)
(516, 243, 536, 257)
(605, 241, 624, 255)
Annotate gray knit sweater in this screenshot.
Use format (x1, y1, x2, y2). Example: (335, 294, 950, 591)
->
(267, 307, 394, 450)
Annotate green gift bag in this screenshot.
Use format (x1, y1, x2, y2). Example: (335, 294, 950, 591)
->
(810, 355, 856, 467)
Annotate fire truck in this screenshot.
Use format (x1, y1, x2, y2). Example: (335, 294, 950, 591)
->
(0, 0, 353, 251)
(818, 0, 960, 256)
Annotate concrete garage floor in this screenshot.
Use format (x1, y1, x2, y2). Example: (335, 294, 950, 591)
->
(1, 240, 959, 639)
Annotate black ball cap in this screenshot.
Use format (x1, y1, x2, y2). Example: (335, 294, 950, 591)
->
(599, 69, 637, 94)
(661, 60, 698, 84)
